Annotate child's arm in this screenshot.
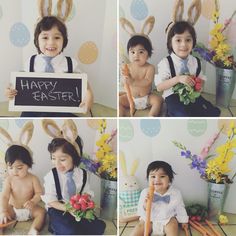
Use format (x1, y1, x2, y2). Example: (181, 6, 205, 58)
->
(0, 178, 13, 224)
(24, 175, 43, 210)
(79, 82, 94, 113)
(156, 59, 195, 92)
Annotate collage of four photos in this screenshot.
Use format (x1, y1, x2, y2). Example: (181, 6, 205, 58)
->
(0, 0, 236, 235)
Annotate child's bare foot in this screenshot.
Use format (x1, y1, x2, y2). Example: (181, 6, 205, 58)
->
(28, 228, 39, 235)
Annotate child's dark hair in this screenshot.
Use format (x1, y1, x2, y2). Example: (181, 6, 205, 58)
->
(167, 21, 196, 54)
(5, 145, 33, 168)
(127, 35, 153, 57)
(48, 136, 83, 167)
(34, 16, 68, 54)
(146, 161, 175, 182)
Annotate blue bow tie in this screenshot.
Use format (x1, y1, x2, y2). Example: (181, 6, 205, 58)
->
(153, 194, 170, 203)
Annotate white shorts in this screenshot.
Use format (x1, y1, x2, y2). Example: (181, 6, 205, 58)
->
(152, 221, 165, 235)
(13, 208, 31, 222)
(133, 95, 149, 110)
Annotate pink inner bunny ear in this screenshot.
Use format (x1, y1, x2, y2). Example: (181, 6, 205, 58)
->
(0, 127, 13, 146)
(62, 119, 78, 143)
(19, 122, 34, 146)
(42, 119, 62, 138)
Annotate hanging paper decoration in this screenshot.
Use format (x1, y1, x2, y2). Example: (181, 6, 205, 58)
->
(130, 0, 148, 21)
(187, 119, 207, 137)
(78, 41, 98, 64)
(140, 119, 161, 137)
(120, 120, 134, 142)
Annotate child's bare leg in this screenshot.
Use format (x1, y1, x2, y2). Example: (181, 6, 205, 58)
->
(28, 205, 45, 235)
(119, 94, 131, 117)
(130, 220, 148, 236)
(165, 217, 178, 236)
(148, 94, 163, 117)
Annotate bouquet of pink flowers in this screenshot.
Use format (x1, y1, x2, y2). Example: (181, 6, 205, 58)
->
(65, 193, 96, 222)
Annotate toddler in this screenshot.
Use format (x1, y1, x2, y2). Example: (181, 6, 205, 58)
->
(0, 145, 45, 235)
(120, 35, 162, 117)
(131, 161, 188, 236)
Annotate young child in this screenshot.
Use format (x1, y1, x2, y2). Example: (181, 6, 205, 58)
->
(0, 145, 45, 235)
(156, 21, 220, 117)
(131, 161, 188, 236)
(5, 16, 93, 117)
(42, 137, 106, 235)
(119, 35, 163, 117)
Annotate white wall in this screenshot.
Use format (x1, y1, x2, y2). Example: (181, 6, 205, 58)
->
(119, 0, 236, 99)
(0, 118, 117, 206)
(0, 0, 117, 108)
(119, 119, 236, 214)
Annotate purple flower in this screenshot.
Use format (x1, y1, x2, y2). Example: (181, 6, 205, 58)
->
(181, 150, 191, 158)
(80, 157, 101, 174)
(191, 156, 206, 176)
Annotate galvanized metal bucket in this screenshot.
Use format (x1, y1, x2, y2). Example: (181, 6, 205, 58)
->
(100, 178, 117, 220)
(216, 67, 236, 107)
(207, 182, 229, 221)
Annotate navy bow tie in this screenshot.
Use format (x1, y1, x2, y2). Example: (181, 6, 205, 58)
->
(153, 194, 170, 203)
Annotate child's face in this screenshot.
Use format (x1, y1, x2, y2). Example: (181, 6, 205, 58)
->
(148, 168, 170, 194)
(7, 160, 29, 179)
(38, 26, 63, 57)
(128, 44, 148, 66)
(171, 30, 193, 59)
(51, 148, 74, 173)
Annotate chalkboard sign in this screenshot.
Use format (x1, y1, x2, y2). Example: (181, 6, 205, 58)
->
(9, 72, 87, 113)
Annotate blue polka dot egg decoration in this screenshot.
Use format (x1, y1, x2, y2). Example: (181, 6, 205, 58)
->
(15, 119, 32, 128)
(140, 119, 161, 137)
(10, 22, 30, 47)
(130, 0, 148, 20)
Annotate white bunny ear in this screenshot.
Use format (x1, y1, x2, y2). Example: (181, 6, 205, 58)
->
(57, 0, 73, 22)
(172, 0, 184, 22)
(62, 119, 78, 143)
(0, 127, 13, 146)
(130, 159, 139, 176)
(141, 16, 155, 36)
(42, 119, 62, 138)
(187, 0, 201, 25)
(120, 17, 136, 35)
(38, 0, 52, 17)
(19, 122, 34, 146)
(119, 151, 127, 176)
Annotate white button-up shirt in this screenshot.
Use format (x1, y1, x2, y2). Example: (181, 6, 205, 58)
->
(24, 53, 81, 73)
(137, 185, 189, 225)
(155, 53, 205, 99)
(41, 167, 93, 209)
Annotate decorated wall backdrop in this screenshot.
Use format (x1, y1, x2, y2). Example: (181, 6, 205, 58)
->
(0, 0, 117, 108)
(119, 0, 236, 99)
(119, 119, 236, 214)
(0, 119, 117, 205)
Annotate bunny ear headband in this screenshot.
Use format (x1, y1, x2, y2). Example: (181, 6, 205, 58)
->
(120, 16, 155, 45)
(42, 119, 81, 156)
(166, 0, 201, 33)
(38, 0, 73, 22)
(0, 122, 34, 153)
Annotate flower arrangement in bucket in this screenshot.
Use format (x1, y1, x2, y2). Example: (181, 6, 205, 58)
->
(80, 119, 117, 219)
(193, 0, 236, 69)
(80, 119, 117, 181)
(65, 193, 96, 222)
(173, 121, 236, 221)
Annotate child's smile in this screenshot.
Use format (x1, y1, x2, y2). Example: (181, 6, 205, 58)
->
(38, 26, 63, 57)
(171, 30, 193, 59)
(149, 168, 170, 195)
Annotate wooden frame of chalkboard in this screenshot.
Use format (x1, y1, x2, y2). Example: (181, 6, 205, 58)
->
(9, 72, 87, 113)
